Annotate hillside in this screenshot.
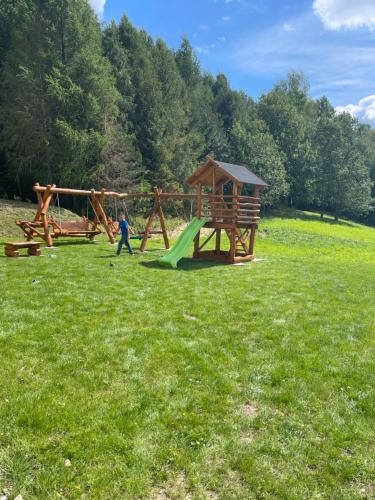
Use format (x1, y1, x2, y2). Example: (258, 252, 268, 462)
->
(0, 198, 81, 238)
(0, 207, 374, 498)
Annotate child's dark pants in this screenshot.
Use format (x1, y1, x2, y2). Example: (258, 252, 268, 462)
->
(117, 236, 133, 255)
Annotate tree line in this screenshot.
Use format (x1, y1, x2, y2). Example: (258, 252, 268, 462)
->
(0, 0, 374, 224)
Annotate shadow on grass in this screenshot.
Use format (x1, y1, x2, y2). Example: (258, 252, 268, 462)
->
(47, 239, 98, 247)
(140, 257, 225, 271)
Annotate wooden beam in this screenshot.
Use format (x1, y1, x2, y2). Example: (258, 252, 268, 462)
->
(41, 184, 54, 247)
(34, 183, 44, 222)
(92, 189, 116, 244)
(155, 187, 170, 250)
(229, 228, 236, 262)
(215, 229, 221, 255)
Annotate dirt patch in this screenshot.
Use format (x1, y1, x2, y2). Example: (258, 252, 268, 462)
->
(240, 402, 258, 419)
(357, 483, 375, 498)
(184, 314, 197, 321)
(150, 472, 192, 500)
(239, 433, 254, 445)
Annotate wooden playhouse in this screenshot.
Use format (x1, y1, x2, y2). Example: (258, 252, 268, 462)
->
(186, 157, 268, 264)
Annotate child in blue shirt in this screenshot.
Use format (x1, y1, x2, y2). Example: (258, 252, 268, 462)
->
(116, 214, 134, 256)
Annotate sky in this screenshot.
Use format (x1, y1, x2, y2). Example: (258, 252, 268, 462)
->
(89, 0, 375, 126)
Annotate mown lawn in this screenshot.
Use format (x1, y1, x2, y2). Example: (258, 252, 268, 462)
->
(0, 211, 374, 499)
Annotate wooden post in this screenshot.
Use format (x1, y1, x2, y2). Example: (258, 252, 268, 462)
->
(249, 224, 257, 256)
(91, 191, 100, 231)
(232, 181, 238, 213)
(229, 229, 236, 262)
(196, 183, 202, 219)
(215, 229, 221, 255)
(34, 183, 43, 222)
(194, 180, 203, 254)
(93, 188, 116, 244)
(140, 191, 157, 252)
(99, 189, 106, 216)
(248, 186, 260, 257)
(41, 184, 54, 247)
(155, 187, 170, 250)
(194, 231, 200, 257)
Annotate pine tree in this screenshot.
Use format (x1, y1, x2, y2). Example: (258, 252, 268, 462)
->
(313, 98, 372, 220)
(230, 118, 288, 206)
(0, 0, 119, 197)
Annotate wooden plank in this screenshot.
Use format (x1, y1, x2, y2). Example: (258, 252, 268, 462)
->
(237, 209, 260, 214)
(34, 184, 155, 198)
(5, 241, 40, 248)
(204, 222, 239, 229)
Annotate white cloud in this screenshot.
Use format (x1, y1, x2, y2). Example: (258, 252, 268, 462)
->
(89, 0, 106, 17)
(313, 0, 375, 30)
(195, 47, 211, 55)
(233, 14, 375, 106)
(336, 95, 375, 125)
(283, 23, 294, 31)
(221, 15, 232, 21)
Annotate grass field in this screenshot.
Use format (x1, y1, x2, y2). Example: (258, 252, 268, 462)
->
(0, 206, 374, 499)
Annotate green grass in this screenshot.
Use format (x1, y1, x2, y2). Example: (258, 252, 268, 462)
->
(0, 208, 374, 499)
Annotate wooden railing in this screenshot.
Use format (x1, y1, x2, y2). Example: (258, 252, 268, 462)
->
(198, 194, 260, 225)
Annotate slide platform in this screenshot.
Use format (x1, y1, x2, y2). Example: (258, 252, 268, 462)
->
(158, 217, 208, 268)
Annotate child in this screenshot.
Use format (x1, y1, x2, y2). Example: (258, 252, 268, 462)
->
(116, 214, 134, 256)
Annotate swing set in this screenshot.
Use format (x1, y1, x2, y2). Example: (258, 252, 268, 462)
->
(16, 184, 170, 251)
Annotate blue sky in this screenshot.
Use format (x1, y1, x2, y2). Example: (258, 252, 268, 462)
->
(90, 0, 375, 126)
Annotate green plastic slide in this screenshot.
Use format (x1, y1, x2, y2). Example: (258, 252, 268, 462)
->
(158, 217, 208, 269)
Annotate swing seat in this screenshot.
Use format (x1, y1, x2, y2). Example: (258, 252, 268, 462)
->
(52, 219, 101, 238)
(130, 235, 143, 240)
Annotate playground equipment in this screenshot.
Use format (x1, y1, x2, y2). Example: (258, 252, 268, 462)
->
(16, 184, 170, 251)
(15, 157, 267, 263)
(159, 157, 267, 266)
(4, 241, 41, 257)
(159, 217, 208, 268)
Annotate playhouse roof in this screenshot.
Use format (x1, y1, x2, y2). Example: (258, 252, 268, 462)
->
(186, 157, 268, 188)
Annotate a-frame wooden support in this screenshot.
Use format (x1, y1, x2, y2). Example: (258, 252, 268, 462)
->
(90, 189, 116, 244)
(17, 183, 115, 247)
(140, 187, 170, 252)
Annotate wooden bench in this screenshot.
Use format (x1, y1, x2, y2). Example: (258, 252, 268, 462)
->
(4, 241, 41, 257)
(52, 219, 101, 239)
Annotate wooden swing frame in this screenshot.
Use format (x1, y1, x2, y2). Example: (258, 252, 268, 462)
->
(16, 183, 170, 251)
